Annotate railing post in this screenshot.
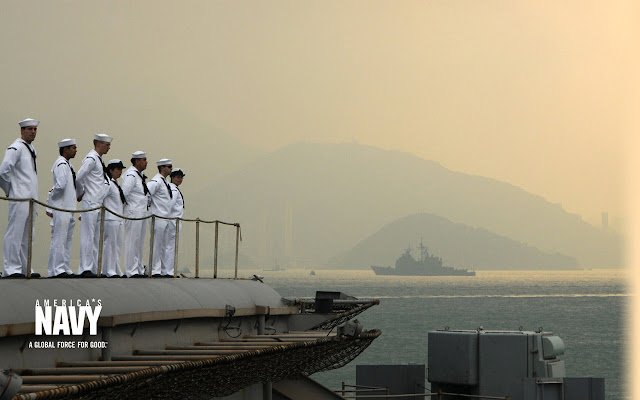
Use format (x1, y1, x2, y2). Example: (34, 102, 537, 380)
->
(97, 207, 106, 277)
(214, 221, 219, 279)
(234, 223, 240, 279)
(26, 199, 34, 277)
(173, 217, 179, 278)
(195, 218, 200, 278)
(341, 382, 345, 398)
(148, 216, 155, 277)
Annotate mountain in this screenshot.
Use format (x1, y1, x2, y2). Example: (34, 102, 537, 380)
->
(330, 213, 579, 269)
(190, 142, 623, 268)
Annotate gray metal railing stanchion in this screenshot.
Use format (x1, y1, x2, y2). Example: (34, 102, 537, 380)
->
(173, 218, 179, 278)
(195, 218, 200, 278)
(97, 207, 106, 277)
(234, 223, 240, 279)
(214, 221, 219, 279)
(148, 216, 155, 277)
(26, 199, 34, 278)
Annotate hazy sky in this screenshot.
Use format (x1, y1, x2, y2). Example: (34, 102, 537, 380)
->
(1, 1, 636, 227)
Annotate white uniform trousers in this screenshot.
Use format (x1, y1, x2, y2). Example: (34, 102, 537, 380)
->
(47, 211, 75, 276)
(124, 214, 147, 276)
(151, 219, 176, 276)
(102, 220, 122, 277)
(78, 200, 101, 274)
(3, 201, 35, 276)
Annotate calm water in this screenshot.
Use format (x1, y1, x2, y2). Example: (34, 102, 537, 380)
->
(257, 268, 627, 400)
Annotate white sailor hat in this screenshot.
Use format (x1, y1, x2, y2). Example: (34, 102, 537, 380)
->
(57, 138, 76, 148)
(19, 118, 39, 128)
(131, 151, 146, 159)
(107, 159, 125, 168)
(94, 133, 113, 143)
(170, 168, 185, 177)
(156, 158, 172, 166)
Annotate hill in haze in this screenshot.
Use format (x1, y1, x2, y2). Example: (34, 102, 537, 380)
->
(191, 142, 623, 268)
(330, 213, 579, 270)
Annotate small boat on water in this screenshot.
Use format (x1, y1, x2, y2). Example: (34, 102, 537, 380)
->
(371, 242, 475, 276)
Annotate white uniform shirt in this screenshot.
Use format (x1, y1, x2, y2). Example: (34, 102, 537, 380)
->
(49, 156, 76, 210)
(103, 178, 126, 221)
(122, 166, 149, 214)
(169, 183, 184, 218)
(0, 138, 38, 198)
(76, 149, 109, 203)
(147, 173, 173, 217)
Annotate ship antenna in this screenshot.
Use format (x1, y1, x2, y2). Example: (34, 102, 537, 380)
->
(420, 237, 427, 261)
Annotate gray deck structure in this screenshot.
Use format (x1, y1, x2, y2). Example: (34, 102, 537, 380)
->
(0, 278, 380, 399)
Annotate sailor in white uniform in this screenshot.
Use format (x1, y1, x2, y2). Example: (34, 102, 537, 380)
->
(102, 159, 127, 277)
(147, 159, 174, 277)
(169, 168, 185, 219)
(0, 118, 40, 278)
(47, 139, 78, 277)
(168, 168, 186, 275)
(122, 151, 149, 277)
(75, 133, 112, 277)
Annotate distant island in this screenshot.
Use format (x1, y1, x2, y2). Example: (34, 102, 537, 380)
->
(332, 213, 580, 270)
(190, 142, 622, 269)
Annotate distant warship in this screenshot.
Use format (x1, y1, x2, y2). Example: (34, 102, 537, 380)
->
(371, 241, 475, 276)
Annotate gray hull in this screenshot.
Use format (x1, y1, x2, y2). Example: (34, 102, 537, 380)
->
(370, 265, 475, 276)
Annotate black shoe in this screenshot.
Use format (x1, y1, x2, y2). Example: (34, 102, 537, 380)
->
(100, 274, 108, 278)
(108, 275, 121, 278)
(54, 272, 74, 278)
(152, 274, 163, 278)
(5, 273, 25, 279)
(79, 271, 97, 278)
(131, 274, 147, 278)
(163, 274, 173, 278)
(30, 272, 41, 278)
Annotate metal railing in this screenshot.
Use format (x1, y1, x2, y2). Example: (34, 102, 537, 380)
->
(338, 383, 389, 398)
(336, 382, 511, 400)
(0, 196, 242, 279)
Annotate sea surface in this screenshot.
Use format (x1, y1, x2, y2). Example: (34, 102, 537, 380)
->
(258, 268, 627, 400)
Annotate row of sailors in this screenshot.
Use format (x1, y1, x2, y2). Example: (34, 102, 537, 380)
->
(0, 118, 186, 279)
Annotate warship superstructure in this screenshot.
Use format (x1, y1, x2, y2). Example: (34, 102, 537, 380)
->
(371, 242, 475, 276)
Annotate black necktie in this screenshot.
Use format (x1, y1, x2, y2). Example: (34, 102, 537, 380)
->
(137, 171, 149, 195)
(100, 158, 109, 183)
(68, 163, 76, 189)
(164, 180, 172, 198)
(21, 142, 37, 174)
(113, 179, 127, 205)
